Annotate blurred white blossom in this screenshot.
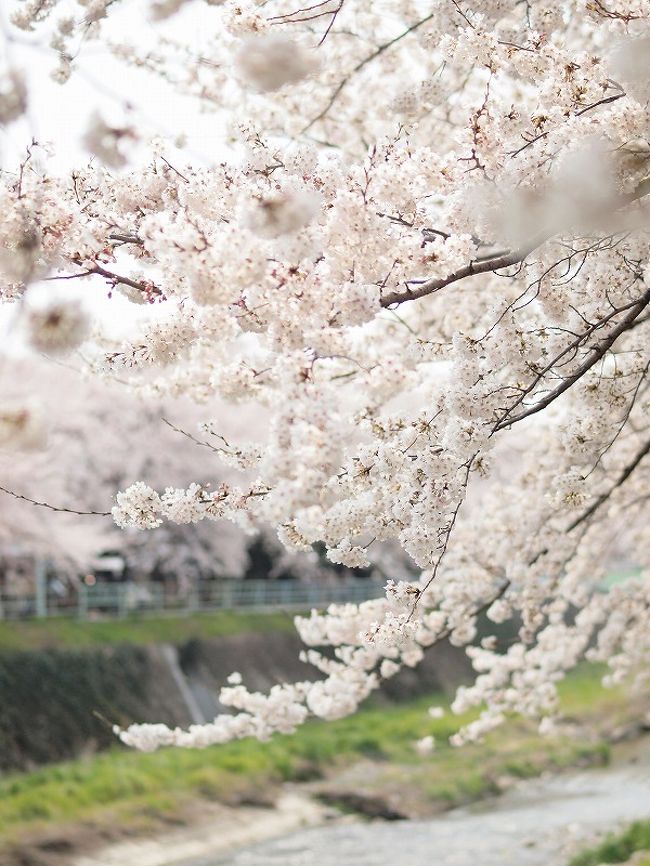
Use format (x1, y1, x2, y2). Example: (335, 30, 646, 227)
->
(236, 34, 319, 92)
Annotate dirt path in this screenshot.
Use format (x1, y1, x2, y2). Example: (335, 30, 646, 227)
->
(70, 793, 330, 866)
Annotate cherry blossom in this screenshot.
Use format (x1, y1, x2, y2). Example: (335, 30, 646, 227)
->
(1, 0, 650, 750)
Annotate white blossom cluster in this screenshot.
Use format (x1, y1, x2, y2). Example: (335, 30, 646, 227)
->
(22, 287, 91, 357)
(3, 0, 650, 748)
(236, 34, 320, 92)
(0, 68, 27, 126)
(0, 402, 46, 450)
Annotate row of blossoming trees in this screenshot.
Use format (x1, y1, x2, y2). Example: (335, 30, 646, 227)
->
(0, 0, 649, 749)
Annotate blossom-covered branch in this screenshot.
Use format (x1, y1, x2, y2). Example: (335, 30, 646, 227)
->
(2, 0, 650, 750)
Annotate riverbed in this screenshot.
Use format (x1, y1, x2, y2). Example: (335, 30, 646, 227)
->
(214, 745, 650, 866)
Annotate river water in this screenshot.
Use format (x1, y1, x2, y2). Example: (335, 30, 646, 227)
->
(214, 749, 650, 866)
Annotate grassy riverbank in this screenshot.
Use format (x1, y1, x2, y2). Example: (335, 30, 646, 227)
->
(0, 609, 296, 651)
(569, 820, 650, 866)
(0, 664, 637, 859)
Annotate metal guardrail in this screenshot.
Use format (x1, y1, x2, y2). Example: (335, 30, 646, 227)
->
(1, 567, 639, 621)
(0, 578, 387, 620)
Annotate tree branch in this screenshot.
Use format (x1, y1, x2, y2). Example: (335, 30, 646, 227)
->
(381, 176, 650, 308)
(302, 13, 434, 133)
(493, 292, 649, 429)
(380, 232, 549, 307)
(567, 436, 650, 532)
(495, 285, 650, 429)
(70, 260, 164, 299)
(0, 485, 111, 516)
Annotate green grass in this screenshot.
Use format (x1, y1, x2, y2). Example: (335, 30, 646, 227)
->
(0, 664, 621, 844)
(0, 610, 297, 651)
(0, 693, 461, 835)
(598, 568, 642, 590)
(569, 819, 650, 866)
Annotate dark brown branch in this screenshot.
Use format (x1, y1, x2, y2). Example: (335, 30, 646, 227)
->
(382, 176, 650, 308)
(495, 286, 650, 429)
(269, 0, 344, 44)
(76, 261, 164, 298)
(567, 436, 650, 532)
(108, 232, 144, 245)
(159, 155, 190, 183)
(509, 92, 625, 158)
(381, 232, 549, 307)
(268, 0, 338, 23)
(317, 0, 344, 44)
(493, 291, 647, 428)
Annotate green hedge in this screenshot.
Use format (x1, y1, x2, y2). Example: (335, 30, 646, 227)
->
(0, 646, 155, 771)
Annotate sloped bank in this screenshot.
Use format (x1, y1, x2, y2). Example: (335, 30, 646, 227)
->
(0, 624, 471, 770)
(0, 644, 189, 771)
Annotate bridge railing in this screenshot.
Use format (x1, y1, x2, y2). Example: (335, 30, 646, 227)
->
(0, 578, 387, 620)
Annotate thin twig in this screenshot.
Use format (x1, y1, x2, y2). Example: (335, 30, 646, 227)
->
(302, 13, 434, 132)
(496, 286, 650, 429)
(567, 436, 650, 532)
(161, 417, 221, 453)
(0, 485, 111, 516)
